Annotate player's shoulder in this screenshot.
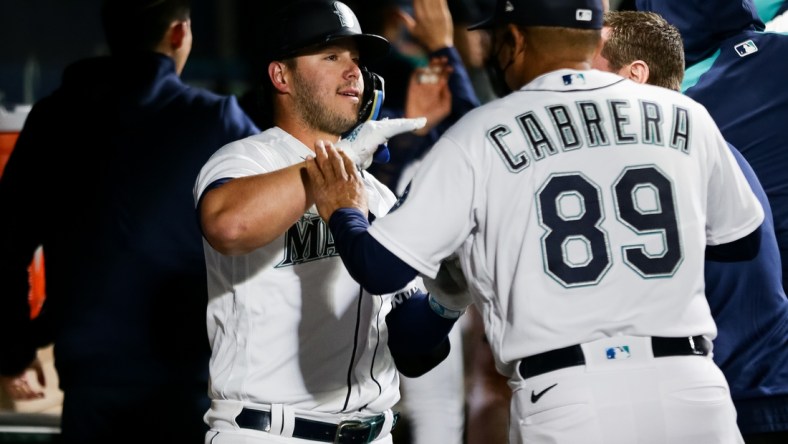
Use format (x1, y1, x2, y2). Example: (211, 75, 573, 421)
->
(611, 76, 717, 119)
(208, 127, 311, 171)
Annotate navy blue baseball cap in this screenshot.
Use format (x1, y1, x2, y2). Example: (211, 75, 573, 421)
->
(265, 0, 390, 63)
(468, 0, 604, 30)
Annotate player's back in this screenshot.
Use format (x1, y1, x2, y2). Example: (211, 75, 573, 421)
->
(438, 69, 763, 362)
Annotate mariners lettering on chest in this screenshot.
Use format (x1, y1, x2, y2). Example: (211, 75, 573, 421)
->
(276, 213, 337, 267)
(487, 98, 691, 171)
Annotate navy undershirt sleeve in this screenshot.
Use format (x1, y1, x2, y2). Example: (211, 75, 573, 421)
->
(328, 208, 418, 294)
(386, 289, 457, 354)
(706, 225, 762, 262)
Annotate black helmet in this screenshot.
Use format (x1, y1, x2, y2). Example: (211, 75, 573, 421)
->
(265, 0, 391, 62)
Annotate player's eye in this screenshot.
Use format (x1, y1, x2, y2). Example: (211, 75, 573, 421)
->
(325, 54, 339, 61)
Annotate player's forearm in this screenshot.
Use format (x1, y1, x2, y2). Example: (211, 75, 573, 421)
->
(386, 289, 458, 377)
(387, 290, 458, 353)
(328, 208, 418, 294)
(199, 164, 311, 255)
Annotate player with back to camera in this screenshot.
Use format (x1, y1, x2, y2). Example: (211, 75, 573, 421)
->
(0, 0, 259, 443)
(304, 0, 765, 443)
(593, 10, 788, 444)
(193, 1, 469, 443)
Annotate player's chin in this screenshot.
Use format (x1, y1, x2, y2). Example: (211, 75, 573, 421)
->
(341, 101, 360, 121)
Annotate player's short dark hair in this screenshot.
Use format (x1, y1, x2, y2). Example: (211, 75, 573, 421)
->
(101, 0, 191, 54)
(601, 11, 685, 91)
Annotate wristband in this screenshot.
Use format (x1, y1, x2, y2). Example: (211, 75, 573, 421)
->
(428, 293, 465, 319)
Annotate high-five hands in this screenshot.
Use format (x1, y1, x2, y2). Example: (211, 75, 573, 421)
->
(337, 117, 427, 170)
(305, 141, 369, 222)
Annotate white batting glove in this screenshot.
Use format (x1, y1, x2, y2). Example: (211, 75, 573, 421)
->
(424, 256, 473, 319)
(337, 117, 427, 169)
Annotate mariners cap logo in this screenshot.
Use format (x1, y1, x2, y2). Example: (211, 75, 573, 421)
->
(505, 1, 514, 12)
(333, 1, 356, 28)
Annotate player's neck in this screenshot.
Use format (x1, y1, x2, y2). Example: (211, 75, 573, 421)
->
(277, 118, 340, 153)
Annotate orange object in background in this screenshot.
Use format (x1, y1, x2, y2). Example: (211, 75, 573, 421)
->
(0, 105, 45, 319)
(0, 132, 19, 177)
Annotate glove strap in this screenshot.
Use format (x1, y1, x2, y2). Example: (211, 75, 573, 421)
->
(428, 293, 465, 319)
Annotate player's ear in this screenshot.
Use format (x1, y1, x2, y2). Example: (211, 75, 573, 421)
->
(168, 19, 188, 50)
(507, 24, 530, 60)
(506, 24, 522, 54)
(269, 61, 290, 93)
(625, 60, 650, 85)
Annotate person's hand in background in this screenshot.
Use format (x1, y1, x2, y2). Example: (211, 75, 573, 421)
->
(0, 358, 46, 401)
(406, 56, 454, 136)
(397, 0, 454, 52)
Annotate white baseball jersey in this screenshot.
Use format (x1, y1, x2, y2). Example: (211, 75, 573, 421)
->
(367, 69, 764, 374)
(193, 127, 402, 416)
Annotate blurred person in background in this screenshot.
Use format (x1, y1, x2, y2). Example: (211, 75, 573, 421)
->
(636, 0, 788, 298)
(754, 0, 788, 31)
(0, 0, 259, 442)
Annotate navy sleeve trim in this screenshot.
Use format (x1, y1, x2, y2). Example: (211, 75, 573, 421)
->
(328, 208, 418, 294)
(706, 225, 762, 262)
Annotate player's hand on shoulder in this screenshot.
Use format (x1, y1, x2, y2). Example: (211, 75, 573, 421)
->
(306, 140, 369, 222)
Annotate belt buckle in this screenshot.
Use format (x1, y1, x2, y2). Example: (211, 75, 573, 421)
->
(334, 418, 378, 444)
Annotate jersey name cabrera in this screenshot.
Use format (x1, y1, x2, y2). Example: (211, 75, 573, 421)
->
(490, 78, 690, 174)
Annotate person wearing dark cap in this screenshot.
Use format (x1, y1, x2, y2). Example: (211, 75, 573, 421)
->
(0, 0, 259, 443)
(303, 0, 764, 442)
(193, 1, 463, 443)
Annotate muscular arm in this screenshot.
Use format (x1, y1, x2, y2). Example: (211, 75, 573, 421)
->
(198, 162, 313, 255)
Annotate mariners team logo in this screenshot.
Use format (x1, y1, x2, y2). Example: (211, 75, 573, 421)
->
(606, 345, 631, 360)
(333, 1, 356, 29)
(276, 214, 338, 267)
(734, 40, 758, 57)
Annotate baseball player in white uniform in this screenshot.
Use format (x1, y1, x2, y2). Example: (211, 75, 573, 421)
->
(193, 1, 460, 443)
(304, 0, 765, 443)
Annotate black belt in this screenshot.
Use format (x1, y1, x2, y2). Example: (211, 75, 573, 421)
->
(518, 335, 711, 379)
(235, 408, 395, 443)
